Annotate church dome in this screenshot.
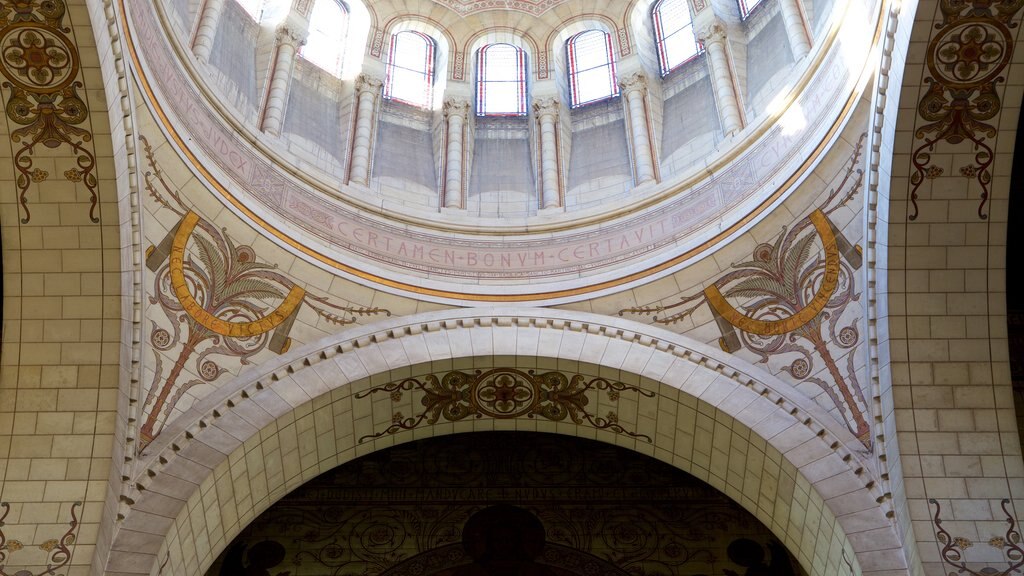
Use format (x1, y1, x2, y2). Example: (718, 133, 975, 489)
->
(132, 0, 876, 302)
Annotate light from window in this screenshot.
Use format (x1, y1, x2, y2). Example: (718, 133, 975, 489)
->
(236, 0, 264, 20)
(653, 0, 700, 75)
(739, 0, 765, 18)
(476, 44, 527, 116)
(566, 30, 619, 108)
(385, 31, 436, 108)
(300, 0, 347, 76)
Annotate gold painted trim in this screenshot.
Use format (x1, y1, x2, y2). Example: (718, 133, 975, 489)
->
(704, 209, 838, 336)
(170, 211, 306, 335)
(119, 0, 885, 302)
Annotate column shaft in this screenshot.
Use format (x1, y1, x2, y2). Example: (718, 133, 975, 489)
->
(443, 101, 468, 209)
(350, 76, 381, 185)
(193, 0, 226, 63)
(778, 0, 811, 60)
(262, 33, 301, 136)
(533, 98, 561, 209)
(620, 74, 656, 185)
(699, 23, 744, 136)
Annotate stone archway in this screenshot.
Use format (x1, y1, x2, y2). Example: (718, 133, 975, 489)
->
(102, 309, 906, 575)
(203, 433, 802, 576)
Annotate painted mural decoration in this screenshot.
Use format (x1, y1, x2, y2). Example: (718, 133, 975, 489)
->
(0, 0, 99, 224)
(621, 135, 869, 447)
(207, 434, 800, 576)
(140, 135, 390, 449)
(930, 499, 1024, 575)
(0, 502, 81, 576)
(355, 368, 655, 443)
(908, 0, 1024, 221)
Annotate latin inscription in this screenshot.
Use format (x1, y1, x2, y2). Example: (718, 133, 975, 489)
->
(129, 0, 854, 280)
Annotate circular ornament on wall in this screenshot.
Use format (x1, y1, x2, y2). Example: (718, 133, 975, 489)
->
(0, 23, 79, 93)
(927, 18, 1012, 88)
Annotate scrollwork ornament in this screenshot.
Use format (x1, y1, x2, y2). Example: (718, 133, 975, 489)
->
(620, 135, 870, 446)
(355, 368, 655, 442)
(139, 136, 390, 449)
(696, 21, 727, 46)
(618, 71, 648, 95)
(909, 0, 1023, 220)
(275, 24, 306, 48)
(443, 97, 470, 119)
(356, 73, 383, 94)
(0, 0, 98, 224)
(930, 498, 1024, 575)
(532, 96, 559, 119)
(0, 501, 82, 576)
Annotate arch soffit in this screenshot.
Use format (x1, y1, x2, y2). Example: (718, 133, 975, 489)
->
(108, 309, 906, 576)
(380, 16, 456, 76)
(464, 28, 541, 79)
(545, 15, 624, 87)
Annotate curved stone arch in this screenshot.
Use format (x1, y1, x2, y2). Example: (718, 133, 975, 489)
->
(104, 309, 907, 575)
(875, 0, 1024, 570)
(380, 16, 455, 94)
(464, 27, 542, 84)
(546, 15, 624, 100)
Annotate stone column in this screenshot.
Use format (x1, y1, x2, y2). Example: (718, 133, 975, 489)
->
(261, 26, 306, 136)
(778, 0, 811, 60)
(193, 0, 226, 64)
(443, 98, 470, 209)
(533, 97, 562, 209)
(619, 73, 657, 186)
(349, 74, 382, 186)
(698, 20, 744, 136)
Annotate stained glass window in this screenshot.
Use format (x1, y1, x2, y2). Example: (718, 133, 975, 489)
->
(476, 44, 527, 116)
(653, 0, 701, 75)
(566, 30, 618, 108)
(385, 31, 435, 108)
(299, 0, 347, 76)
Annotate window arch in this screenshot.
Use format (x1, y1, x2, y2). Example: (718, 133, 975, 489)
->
(299, 0, 347, 76)
(738, 0, 765, 18)
(476, 43, 527, 116)
(652, 0, 700, 75)
(385, 31, 436, 108)
(566, 30, 619, 108)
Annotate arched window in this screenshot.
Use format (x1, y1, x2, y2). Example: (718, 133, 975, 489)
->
(299, 0, 347, 76)
(652, 0, 700, 75)
(476, 44, 527, 116)
(739, 0, 765, 18)
(384, 31, 436, 108)
(566, 30, 619, 108)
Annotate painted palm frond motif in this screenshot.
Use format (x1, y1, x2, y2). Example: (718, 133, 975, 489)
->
(621, 134, 869, 447)
(139, 135, 390, 450)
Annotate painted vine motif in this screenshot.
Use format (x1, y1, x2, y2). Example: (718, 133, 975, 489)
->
(620, 134, 868, 447)
(140, 135, 390, 450)
(355, 368, 655, 442)
(0, 502, 81, 576)
(930, 498, 1024, 575)
(908, 0, 1024, 220)
(0, 0, 99, 224)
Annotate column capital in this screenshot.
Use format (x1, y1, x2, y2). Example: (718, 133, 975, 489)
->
(275, 24, 307, 48)
(532, 97, 560, 119)
(696, 20, 728, 46)
(618, 72, 648, 96)
(443, 98, 471, 119)
(356, 74, 384, 94)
